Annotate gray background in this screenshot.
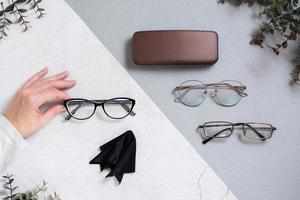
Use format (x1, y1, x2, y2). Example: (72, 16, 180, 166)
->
(65, 1, 300, 199)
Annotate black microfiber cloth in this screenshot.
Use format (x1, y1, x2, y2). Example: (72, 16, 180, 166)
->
(89, 130, 136, 183)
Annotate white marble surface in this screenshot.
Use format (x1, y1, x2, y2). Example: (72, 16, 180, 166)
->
(0, 0, 237, 199)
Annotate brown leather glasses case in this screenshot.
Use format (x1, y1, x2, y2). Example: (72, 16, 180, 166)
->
(132, 30, 219, 65)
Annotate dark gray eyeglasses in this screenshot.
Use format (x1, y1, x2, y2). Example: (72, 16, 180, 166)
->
(64, 98, 136, 120)
(173, 80, 248, 107)
(197, 121, 276, 144)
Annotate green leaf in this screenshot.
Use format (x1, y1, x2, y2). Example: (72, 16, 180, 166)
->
(18, 9, 27, 13)
(23, 25, 28, 32)
(11, 193, 19, 198)
(4, 186, 10, 190)
(26, 191, 33, 198)
(19, 193, 27, 200)
(5, 4, 15, 12)
(5, 18, 12, 24)
(12, 186, 19, 191)
(15, 0, 27, 3)
(31, 3, 37, 9)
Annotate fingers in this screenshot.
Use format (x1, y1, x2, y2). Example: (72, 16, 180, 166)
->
(32, 79, 76, 93)
(36, 88, 70, 107)
(23, 67, 48, 88)
(41, 104, 65, 125)
(44, 70, 69, 81)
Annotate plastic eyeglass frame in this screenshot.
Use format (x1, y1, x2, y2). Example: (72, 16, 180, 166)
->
(173, 80, 248, 107)
(197, 121, 277, 144)
(64, 97, 136, 120)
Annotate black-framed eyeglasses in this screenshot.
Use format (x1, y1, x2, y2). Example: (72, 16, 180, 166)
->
(197, 121, 276, 144)
(64, 97, 136, 120)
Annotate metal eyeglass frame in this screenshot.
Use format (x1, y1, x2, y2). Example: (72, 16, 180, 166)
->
(173, 80, 248, 107)
(197, 121, 277, 144)
(64, 97, 136, 120)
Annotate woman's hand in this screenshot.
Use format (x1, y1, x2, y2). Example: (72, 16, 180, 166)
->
(4, 68, 76, 138)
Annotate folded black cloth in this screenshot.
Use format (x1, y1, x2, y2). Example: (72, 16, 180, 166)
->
(90, 130, 136, 183)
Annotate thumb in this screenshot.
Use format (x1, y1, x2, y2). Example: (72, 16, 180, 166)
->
(41, 104, 65, 125)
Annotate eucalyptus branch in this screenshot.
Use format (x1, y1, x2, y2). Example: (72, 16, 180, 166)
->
(291, 67, 300, 83)
(31, 180, 47, 197)
(10, 0, 30, 32)
(0, 2, 12, 39)
(27, 0, 45, 18)
(2, 174, 19, 200)
(219, 0, 300, 83)
(51, 192, 60, 200)
(0, 0, 46, 37)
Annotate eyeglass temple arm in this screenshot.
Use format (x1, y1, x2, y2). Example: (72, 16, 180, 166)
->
(121, 104, 136, 116)
(202, 128, 232, 145)
(233, 87, 248, 97)
(65, 104, 82, 120)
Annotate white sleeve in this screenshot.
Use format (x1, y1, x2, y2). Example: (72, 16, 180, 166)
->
(0, 115, 27, 173)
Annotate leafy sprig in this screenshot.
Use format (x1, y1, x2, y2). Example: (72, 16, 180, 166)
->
(0, 2, 12, 39)
(27, 0, 45, 18)
(2, 175, 60, 200)
(10, 0, 30, 32)
(292, 46, 300, 84)
(2, 174, 19, 200)
(219, 0, 300, 83)
(0, 0, 45, 39)
(291, 67, 300, 83)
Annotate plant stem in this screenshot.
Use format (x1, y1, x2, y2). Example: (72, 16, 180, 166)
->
(0, 2, 7, 38)
(31, 181, 47, 197)
(4, 175, 14, 200)
(9, 179, 13, 200)
(11, 0, 29, 31)
(32, 0, 44, 17)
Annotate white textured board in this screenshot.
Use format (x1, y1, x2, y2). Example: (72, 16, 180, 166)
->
(0, 0, 237, 199)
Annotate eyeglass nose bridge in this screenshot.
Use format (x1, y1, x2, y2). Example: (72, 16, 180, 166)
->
(209, 89, 218, 97)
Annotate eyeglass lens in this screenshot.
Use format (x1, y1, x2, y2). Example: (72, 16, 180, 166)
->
(213, 80, 243, 106)
(66, 100, 95, 120)
(175, 80, 206, 106)
(103, 98, 134, 119)
(243, 123, 273, 139)
(203, 122, 233, 138)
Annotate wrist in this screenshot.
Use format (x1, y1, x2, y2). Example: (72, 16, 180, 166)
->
(0, 115, 27, 149)
(3, 113, 26, 138)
